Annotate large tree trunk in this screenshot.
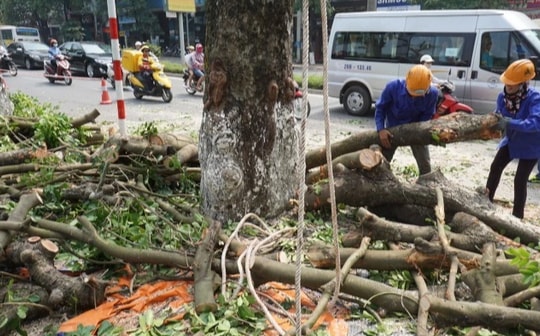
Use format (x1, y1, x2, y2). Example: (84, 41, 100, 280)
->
(200, 1, 298, 222)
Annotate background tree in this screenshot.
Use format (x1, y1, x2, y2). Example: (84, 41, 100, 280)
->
(60, 21, 85, 41)
(200, 0, 299, 222)
(0, 0, 159, 44)
(0, 0, 64, 42)
(115, 0, 159, 43)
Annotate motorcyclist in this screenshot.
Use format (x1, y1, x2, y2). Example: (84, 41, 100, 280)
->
(136, 41, 159, 63)
(0, 44, 7, 69)
(48, 38, 61, 74)
(184, 45, 195, 87)
(419, 54, 444, 85)
(137, 45, 156, 91)
(189, 43, 205, 91)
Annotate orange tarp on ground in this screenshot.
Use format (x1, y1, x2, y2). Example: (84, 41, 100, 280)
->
(58, 278, 349, 335)
(58, 280, 193, 333)
(261, 282, 350, 335)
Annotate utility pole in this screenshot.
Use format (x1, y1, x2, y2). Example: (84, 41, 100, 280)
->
(367, 0, 377, 11)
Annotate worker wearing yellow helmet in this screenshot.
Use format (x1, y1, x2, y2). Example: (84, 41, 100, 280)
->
(375, 64, 439, 175)
(485, 59, 540, 219)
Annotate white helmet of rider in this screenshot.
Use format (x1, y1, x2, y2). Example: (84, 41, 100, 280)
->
(135, 41, 142, 49)
(420, 54, 434, 64)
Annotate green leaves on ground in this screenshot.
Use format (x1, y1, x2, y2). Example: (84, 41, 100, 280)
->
(506, 246, 540, 287)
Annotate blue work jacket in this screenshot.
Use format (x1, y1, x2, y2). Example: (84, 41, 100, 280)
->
(375, 79, 438, 132)
(497, 88, 540, 159)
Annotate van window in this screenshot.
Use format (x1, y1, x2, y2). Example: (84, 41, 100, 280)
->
(481, 31, 537, 74)
(404, 33, 474, 66)
(408, 34, 436, 62)
(331, 32, 399, 61)
(331, 31, 474, 65)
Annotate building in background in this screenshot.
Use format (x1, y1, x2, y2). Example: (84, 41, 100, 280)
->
(50, 0, 540, 63)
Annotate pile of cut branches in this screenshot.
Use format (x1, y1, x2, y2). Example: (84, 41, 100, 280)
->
(1, 95, 539, 336)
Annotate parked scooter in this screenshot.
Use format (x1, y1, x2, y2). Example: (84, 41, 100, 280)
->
(0, 53, 17, 76)
(293, 81, 311, 120)
(433, 80, 473, 119)
(183, 68, 204, 95)
(128, 62, 172, 103)
(44, 54, 72, 85)
(107, 62, 130, 89)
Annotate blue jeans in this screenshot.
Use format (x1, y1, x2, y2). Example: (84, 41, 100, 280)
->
(193, 68, 204, 79)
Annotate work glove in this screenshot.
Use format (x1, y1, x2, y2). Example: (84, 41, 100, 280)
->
(378, 129, 393, 149)
(493, 112, 512, 130)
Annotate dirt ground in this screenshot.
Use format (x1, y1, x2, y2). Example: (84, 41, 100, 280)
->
(394, 139, 540, 223)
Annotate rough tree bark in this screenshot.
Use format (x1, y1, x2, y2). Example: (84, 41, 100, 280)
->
(305, 154, 540, 244)
(200, 0, 298, 222)
(305, 112, 501, 170)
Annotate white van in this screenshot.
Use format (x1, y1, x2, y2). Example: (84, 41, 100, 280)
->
(328, 9, 540, 116)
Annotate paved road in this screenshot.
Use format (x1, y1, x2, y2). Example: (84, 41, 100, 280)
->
(1, 66, 356, 139)
(3, 67, 539, 214)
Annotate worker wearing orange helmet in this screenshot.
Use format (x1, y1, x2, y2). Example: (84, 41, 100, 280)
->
(375, 64, 439, 175)
(485, 59, 540, 219)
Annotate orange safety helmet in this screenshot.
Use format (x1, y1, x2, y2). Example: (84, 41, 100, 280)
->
(405, 64, 432, 96)
(500, 59, 536, 85)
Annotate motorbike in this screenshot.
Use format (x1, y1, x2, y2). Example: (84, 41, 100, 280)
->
(433, 80, 474, 119)
(107, 62, 130, 89)
(183, 68, 204, 95)
(128, 62, 172, 103)
(44, 54, 72, 85)
(293, 81, 311, 120)
(0, 53, 17, 77)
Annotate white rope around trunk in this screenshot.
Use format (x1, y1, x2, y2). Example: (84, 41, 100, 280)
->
(294, 0, 340, 334)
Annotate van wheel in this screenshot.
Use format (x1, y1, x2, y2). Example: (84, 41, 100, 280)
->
(343, 86, 371, 116)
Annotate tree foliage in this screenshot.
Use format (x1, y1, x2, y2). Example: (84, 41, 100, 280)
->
(114, 0, 160, 39)
(0, 0, 158, 43)
(0, 0, 64, 41)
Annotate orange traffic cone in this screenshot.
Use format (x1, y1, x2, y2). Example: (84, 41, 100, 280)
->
(100, 78, 112, 105)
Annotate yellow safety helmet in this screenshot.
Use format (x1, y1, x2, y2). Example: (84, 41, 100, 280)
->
(500, 59, 536, 85)
(405, 64, 432, 96)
